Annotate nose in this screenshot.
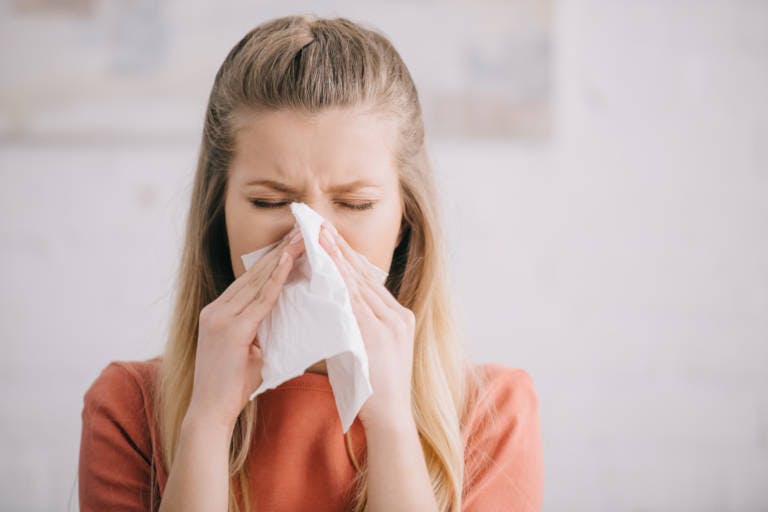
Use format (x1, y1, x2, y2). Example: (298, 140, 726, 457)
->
(296, 200, 340, 235)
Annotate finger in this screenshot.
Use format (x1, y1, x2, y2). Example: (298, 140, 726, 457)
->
(356, 276, 397, 323)
(228, 233, 304, 313)
(219, 225, 299, 303)
(237, 247, 296, 335)
(350, 286, 378, 326)
(321, 224, 392, 321)
(323, 223, 403, 312)
(318, 227, 379, 320)
(319, 226, 358, 292)
(341, 259, 379, 324)
(322, 222, 371, 279)
(360, 267, 403, 312)
(222, 226, 302, 305)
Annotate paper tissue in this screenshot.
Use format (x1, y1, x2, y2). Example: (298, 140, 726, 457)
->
(241, 201, 389, 433)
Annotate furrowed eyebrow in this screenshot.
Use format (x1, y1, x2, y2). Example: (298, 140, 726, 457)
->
(326, 178, 381, 193)
(244, 178, 380, 194)
(244, 179, 299, 194)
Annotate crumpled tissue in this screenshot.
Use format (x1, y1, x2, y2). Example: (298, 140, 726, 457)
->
(241, 201, 388, 433)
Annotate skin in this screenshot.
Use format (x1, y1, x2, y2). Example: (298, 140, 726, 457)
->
(224, 107, 404, 373)
(159, 107, 438, 511)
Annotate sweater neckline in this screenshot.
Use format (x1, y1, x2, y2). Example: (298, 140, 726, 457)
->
(271, 370, 333, 391)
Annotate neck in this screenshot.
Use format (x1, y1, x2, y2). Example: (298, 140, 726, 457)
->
(305, 359, 328, 375)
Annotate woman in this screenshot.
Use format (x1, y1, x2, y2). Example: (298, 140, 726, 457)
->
(78, 14, 543, 512)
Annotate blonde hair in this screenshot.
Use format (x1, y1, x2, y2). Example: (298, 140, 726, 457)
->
(150, 14, 493, 512)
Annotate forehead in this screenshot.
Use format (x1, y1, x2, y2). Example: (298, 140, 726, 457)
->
(229, 107, 400, 185)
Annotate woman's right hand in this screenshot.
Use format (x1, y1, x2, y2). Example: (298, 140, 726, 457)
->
(185, 225, 305, 434)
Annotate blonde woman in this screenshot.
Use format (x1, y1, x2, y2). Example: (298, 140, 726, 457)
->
(78, 15, 543, 512)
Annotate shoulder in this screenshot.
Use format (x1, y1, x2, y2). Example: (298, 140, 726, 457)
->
(83, 356, 162, 410)
(477, 363, 537, 402)
(461, 362, 543, 511)
(79, 357, 164, 509)
(81, 356, 163, 447)
(463, 362, 539, 433)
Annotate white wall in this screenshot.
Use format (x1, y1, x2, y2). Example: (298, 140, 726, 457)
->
(1, 1, 766, 511)
(535, 1, 767, 509)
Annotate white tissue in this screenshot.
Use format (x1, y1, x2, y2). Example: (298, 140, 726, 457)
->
(241, 201, 389, 433)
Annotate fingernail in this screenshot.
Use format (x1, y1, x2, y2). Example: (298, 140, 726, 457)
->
(289, 230, 302, 245)
(326, 222, 338, 235)
(279, 251, 288, 265)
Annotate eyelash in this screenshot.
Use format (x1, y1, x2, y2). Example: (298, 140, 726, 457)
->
(249, 200, 375, 211)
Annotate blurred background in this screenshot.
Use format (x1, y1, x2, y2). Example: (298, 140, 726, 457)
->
(1, 0, 766, 510)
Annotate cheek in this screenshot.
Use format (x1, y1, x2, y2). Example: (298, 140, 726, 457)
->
(224, 197, 288, 276)
(224, 199, 251, 277)
(338, 214, 401, 272)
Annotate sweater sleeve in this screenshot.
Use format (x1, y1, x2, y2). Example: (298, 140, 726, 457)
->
(78, 361, 158, 511)
(462, 365, 544, 512)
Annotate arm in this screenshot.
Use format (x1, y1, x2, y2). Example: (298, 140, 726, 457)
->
(365, 416, 439, 512)
(158, 409, 234, 512)
(317, 221, 439, 510)
(160, 226, 303, 510)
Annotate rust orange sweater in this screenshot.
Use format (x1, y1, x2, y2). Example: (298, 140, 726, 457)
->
(78, 357, 543, 511)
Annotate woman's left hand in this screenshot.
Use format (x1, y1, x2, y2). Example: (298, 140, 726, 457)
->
(319, 221, 416, 432)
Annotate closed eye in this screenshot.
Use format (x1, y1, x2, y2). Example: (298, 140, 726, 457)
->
(249, 200, 375, 211)
(249, 200, 288, 209)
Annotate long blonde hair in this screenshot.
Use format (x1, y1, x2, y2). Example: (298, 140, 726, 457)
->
(151, 14, 492, 512)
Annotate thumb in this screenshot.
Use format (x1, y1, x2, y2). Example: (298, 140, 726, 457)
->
(246, 343, 265, 397)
